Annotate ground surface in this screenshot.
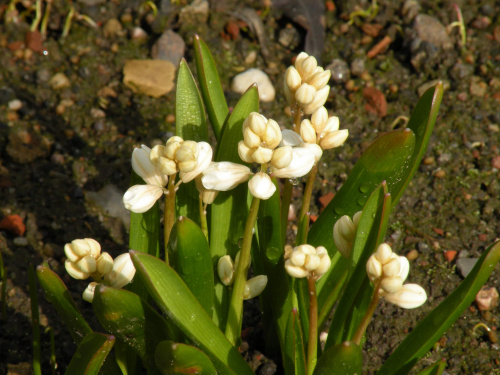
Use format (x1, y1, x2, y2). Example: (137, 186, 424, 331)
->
(0, 0, 499, 374)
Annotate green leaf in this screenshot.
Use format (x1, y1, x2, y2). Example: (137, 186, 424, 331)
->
(193, 35, 228, 139)
(175, 58, 208, 223)
(130, 251, 253, 375)
(93, 285, 176, 375)
(415, 359, 446, 375)
(64, 333, 114, 375)
(308, 129, 415, 316)
(209, 84, 259, 329)
(155, 340, 217, 375)
(378, 240, 500, 375)
(36, 265, 92, 344)
(168, 217, 214, 316)
(129, 170, 160, 258)
(325, 182, 391, 349)
(284, 309, 306, 375)
(313, 342, 362, 375)
(391, 82, 444, 206)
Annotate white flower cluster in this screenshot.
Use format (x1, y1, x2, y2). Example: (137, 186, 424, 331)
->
(217, 253, 268, 300)
(366, 243, 427, 309)
(284, 52, 331, 114)
(333, 211, 362, 258)
(300, 106, 349, 151)
(64, 238, 136, 303)
(284, 244, 331, 279)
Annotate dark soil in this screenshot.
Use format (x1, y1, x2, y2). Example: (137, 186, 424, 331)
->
(1, 0, 499, 374)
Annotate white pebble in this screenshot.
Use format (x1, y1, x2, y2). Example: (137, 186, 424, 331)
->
(13, 237, 29, 247)
(232, 68, 275, 102)
(8, 99, 23, 111)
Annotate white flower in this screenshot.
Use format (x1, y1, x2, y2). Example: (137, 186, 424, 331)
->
(201, 162, 252, 191)
(281, 129, 304, 147)
(179, 142, 213, 183)
(383, 284, 427, 309)
(132, 145, 168, 187)
(271, 147, 315, 178)
(248, 172, 276, 200)
(104, 253, 136, 289)
(82, 282, 98, 303)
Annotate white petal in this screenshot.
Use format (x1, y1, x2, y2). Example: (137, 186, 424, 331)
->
(384, 284, 427, 309)
(123, 184, 164, 213)
(132, 145, 168, 187)
(285, 259, 309, 278)
(248, 172, 276, 200)
(303, 85, 330, 115)
(243, 275, 268, 299)
(179, 142, 213, 183)
(104, 253, 136, 289)
(201, 162, 252, 191)
(82, 282, 98, 303)
(271, 147, 315, 178)
(281, 129, 304, 147)
(397, 256, 410, 282)
(65, 260, 90, 280)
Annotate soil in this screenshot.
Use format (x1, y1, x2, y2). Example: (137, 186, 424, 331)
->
(1, 0, 499, 374)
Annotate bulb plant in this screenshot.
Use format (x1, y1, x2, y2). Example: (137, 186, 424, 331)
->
(37, 36, 500, 375)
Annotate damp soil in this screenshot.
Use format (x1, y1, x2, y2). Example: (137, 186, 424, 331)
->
(0, 0, 499, 374)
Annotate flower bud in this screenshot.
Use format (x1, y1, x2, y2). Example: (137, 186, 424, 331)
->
(375, 243, 393, 265)
(310, 106, 329, 134)
(248, 172, 276, 200)
(123, 184, 164, 213)
(243, 127, 261, 149)
(218, 255, 235, 286)
(285, 66, 302, 92)
(65, 238, 101, 261)
(383, 284, 427, 309)
(383, 257, 402, 278)
(165, 138, 183, 160)
(247, 112, 267, 137)
(263, 119, 282, 149)
(304, 253, 321, 271)
(271, 147, 315, 178)
(285, 260, 310, 278)
(333, 215, 356, 258)
(252, 146, 273, 164)
(180, 142, 213, 183)
(323, 115, 340, 133)
(202, 162, 252, 191)
(300, 119, 317, 144)
(132, 145, 168, 187)
(366, 254, 382, 281)
(271, 146, 293, 169)
(243, 275, 268, 299)
(76, 255, 97, 274)
(397, 256, 410, 281)
(237, 141, 254, 164)
(295, 83, 316, 107)
(353, 211, 362, 227)
(104, 253, 136, 289)
(176, 141, 199, 173)
(302, 143, 323, 163)
(65, 260, 90, 280)
(195, 175, 218, 205)
(307, 68, 331, 90)
(96, 252, 114, 276)
(285, 244, 330, 278)
(319, 129, 349, 150)
(315, 246, 331, 277)
(297, 55, 318, 79)
(380, 276, 404, 294)
(294, 52, 309, 71)
(83, 282, 98, 303)
(303, 85, 330, 115)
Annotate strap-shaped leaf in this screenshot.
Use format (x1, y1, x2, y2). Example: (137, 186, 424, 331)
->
(377, 240, 500, 375)
(64, 333, 115, 375)
(36, 265, 92, 344)
(168, 217, 214, 316)
(155, 340, 217, 375)
(193, 35, 228, 139)
(325, 183, 391, 349)
(313, 342, 362, 375)
(209, 84, 259, 329)
(130, 251, 253, 375)
(93, 285, 176, 375)
(284, 309, 306, 375)
(415, 359, 446, 375)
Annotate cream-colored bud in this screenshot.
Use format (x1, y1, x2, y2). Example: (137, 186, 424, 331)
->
(300, 119, 317, 144)
(311, 106, 329, 134)
(167, 136, 184, 144)
(96, 252, 114, 276)
(123, 184, 164, 213)
(271, 146, 293, 169)
(243, 275, 268, 299)
(307, 68, 331, 90)
(66, 238, 101, 260)
(155, 157, 178, 176)
(303, 85, 330, 115)
(177, 159, 198, 173)
(65, 260, 90, 280)
(271, 147, 315, 178)
(290, 249, 306, 266)
(353, 211, 362, 227)
(237, 141, 255, 164)
(302, 143, 323, 163)
(295, 83, 316, 107)
(247, 113, 267, 137)
(83, 282, 98, 303)
(304, 253, 321, 271)
(397, 256, 410, 281)
(149, 144, 167, 163)
(285, 66, 302, 92)
(175, 141, 198, 162)
(104, 253, 136, 289)
(294, 52, 309, 70)
(285, 259, 310, 278)
(366, 254, 382, 281)
(179, 142, 213, 183)
(252, 146, 273, 164)
(196, 175, 219, 205)
(202, 162, 252, 191)
(218, 255, 235, 286)
(64, 243, 80, 262)
(375, 243, 393, 265)
(263, 119, 282, 149)
(384, 284, 427, 309)
(383, 257, 401, 278)
(243, 127, 261, 149)
(165, 139, 182, 160)
(333, 215, 356, 258)
(380, 276, 404, 294)
(76, 255, 97, 274)
(323, 115, 340, 133)
(315, 247, 331, 277)
(298, 55, 318, 79)
(319, 129, 349, 150)
(281, 129, 304, 147)
(248, 172, 276, 200)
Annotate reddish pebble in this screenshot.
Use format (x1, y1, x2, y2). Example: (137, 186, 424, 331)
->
(318, 192, 335, 209)
(0, 215, 26, 236)
(363, 87, 387, 118)
(310, 214, 318, 223)
(325, 1, 335, 11)
(25, 30, 43, 53)
(457, 92, 467, 102)
(478, 233, 488, 241)
(433, 227, 444, 236)
(492, 156, 500, 169)
(444, 250, 457, 262)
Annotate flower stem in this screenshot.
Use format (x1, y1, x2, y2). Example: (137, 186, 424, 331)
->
(280, 179, 293, 245)
(306, 275, 318, 375)
(199, 193, 208, 241)
(164, 174, 177, 263)
(352, 280, 381, 345)
(225, 196, 261, 345)
(299, 164, 318, 235)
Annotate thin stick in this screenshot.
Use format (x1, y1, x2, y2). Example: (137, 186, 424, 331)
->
(306, 275, 318, 375)
(352, 280, 380, 345)
(164, 174, 177, 263)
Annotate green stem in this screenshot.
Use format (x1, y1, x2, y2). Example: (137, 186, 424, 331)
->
(164, 174, 177, 263)
(29, 265, 42, 375)
(30, 0, 42, 31)
(306, 275, 318, 375)
(46, 326, 57, 375)
(0, 248, 6, 319)
(280, 179, 293, 245)
(40, 0, 52, 37)
(225, 196, 261, 345)
(61, 6, 74, 38)
(199, 193, 208, 240)
(352, 280, 381, 345)
(299, 164, 318, 240)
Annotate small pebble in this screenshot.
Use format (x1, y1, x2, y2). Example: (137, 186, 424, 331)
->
(231, 69, 275, 102)
(49, 73, 70, 90)
(102, 18, 123, 38)
(457, 92, 468, 102)
(350, 58, 365, 76)
(423, 156, 435, 165)
(166, 114, 175, 123)
(491, 156, 500, 170)
(326, 58, 350, 84)
(151, 30, 185, 67)
(406, 249, 419, 261)
(434, 169, 446, 178)
(245, 50, 257, 65)
(8, 99, 22, 111)
(456, 258, 479, 278)
(444, 250, 457, 262)
(13, 237, 29, 247)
